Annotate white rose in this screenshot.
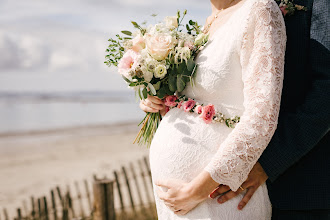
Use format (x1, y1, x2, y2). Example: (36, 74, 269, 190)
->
(141, 66, 153, 82)
(164, 16, 178, 29)
(194, 33, 209, 46)
(154, 64, 167, 79)
(145, 33, 176, 60)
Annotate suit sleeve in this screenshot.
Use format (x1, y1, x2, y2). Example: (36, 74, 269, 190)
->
(259, 0, 330, 182)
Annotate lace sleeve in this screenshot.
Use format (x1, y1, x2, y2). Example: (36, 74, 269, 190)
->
(204, 0, 286, 191)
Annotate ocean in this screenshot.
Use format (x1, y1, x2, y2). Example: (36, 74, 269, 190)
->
(0, 91, 145, 134)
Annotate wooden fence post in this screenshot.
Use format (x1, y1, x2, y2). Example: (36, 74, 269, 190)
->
(143, 157, 152, 184)
(113, 171, 125, 213)
(43, 196, 49, 220)
(122, 166, 136, 213)
(31, 197, 36, 220)
(37, 198, 42, 219)
(75, 181, 85, 218)
(84, 179, 93, 212)
(3, 208, 9, 220)
(130, 163, 144, 206)
(93, 179, 116, 220)
(138, 160, 153, 205)
(66, 186, 75, 219)
(51, 190, 57, 220)
(16, 208, 22, 220)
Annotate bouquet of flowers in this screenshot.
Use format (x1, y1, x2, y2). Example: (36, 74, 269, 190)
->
(105, 10, 208, 147)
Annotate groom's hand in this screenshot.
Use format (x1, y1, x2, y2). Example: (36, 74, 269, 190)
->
(209, 162, 268, 210)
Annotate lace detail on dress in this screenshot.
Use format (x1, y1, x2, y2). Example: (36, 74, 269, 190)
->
(204, 0, 286, 191)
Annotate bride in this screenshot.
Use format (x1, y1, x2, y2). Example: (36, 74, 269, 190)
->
(140, 0, 286, 219)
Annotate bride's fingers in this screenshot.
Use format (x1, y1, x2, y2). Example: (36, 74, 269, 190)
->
(237, 186, 256, 210)
(156, 189, 170, 202)
(144, 99, 164, 110)
(139, 101, 160, 113)
(147, 95, 165, 105)
(175, 209, 187, 216)
(165, 203, 180, 212)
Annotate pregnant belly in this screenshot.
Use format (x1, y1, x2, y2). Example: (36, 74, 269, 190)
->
(149, 108, 232, 182)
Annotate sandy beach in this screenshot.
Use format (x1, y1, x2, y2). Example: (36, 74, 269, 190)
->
(0, 123, 150, 217)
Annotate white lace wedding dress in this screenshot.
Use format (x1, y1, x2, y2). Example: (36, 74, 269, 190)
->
(149, 0, 286, 219)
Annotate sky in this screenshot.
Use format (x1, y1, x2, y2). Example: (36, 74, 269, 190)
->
(0, 0, 210, 92)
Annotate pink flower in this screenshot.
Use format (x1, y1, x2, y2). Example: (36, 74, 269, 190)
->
(280, 5, 289, 16)
(177, 101, 183, 109)
(200, 104, 215, 124)
(183, 98, 196, 112)
(164, 95, 178, 107)
(132, 35, 145, 52)
(165, 106, 170, 113)
(118, 50, 139, 78)
(194, 105, 203, 114)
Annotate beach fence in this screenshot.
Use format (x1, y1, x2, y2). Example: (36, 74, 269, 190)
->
(2, 156, 157, 220)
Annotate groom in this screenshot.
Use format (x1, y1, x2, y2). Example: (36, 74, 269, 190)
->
(210, 0, 330, 219)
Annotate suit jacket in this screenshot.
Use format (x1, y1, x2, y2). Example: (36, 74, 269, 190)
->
(258, 0, 330, 210)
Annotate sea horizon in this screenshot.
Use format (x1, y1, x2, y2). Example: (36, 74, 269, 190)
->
(0, 90, 145, 135)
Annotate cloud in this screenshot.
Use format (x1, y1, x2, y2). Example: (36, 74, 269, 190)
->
(0, 0, 210, 91)
(0, 32, 49, 70)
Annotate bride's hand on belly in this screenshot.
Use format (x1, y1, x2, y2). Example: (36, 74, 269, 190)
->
(155, 171, 219, 215)
(139, 95, 166, 115)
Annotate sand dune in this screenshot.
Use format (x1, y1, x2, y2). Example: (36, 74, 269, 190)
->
(0, 123, 150, 217)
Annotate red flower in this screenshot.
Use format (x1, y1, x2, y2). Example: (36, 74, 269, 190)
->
(164, 95, 178, 107)
(183, 98, 196, 112)
(165, 106, 170, 113)
(200, 104, 215, 124)
(280, 5, 289, 16)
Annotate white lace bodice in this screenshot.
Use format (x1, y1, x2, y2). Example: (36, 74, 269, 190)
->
(149, 0, 286, 218)
(185, 0, 286, 191)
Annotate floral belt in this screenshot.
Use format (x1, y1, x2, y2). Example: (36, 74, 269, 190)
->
(164, 95, 240, 128)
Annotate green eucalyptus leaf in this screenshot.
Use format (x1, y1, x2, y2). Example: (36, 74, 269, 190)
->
(177, 74, 186, 92)
(153, 81, 161, 90)
(142, 87, 148, 99)
(122, 76, 131, 83)
(164, 84, 173, 95)
(138, 88, 143, 100)
(121, 31, 132, 36)
(177, 62, 186, 74)
(187, 58, 196, 72)
(168, 72, 177, 92)
(148, 83, 157, 95)
(157, 87, 166, 99)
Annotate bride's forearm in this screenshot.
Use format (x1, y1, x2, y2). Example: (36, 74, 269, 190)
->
(188, 171, 220, 200)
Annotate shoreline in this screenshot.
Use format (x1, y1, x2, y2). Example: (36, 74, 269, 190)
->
(0, 121, 141, 140)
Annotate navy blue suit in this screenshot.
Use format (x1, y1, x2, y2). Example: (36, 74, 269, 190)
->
(258, 0, 330, 218)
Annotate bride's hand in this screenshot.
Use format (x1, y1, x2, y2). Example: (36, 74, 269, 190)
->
(139, 95, 166, 116)
(156, 171, 219, 215)
(156, 179, 205, 215)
